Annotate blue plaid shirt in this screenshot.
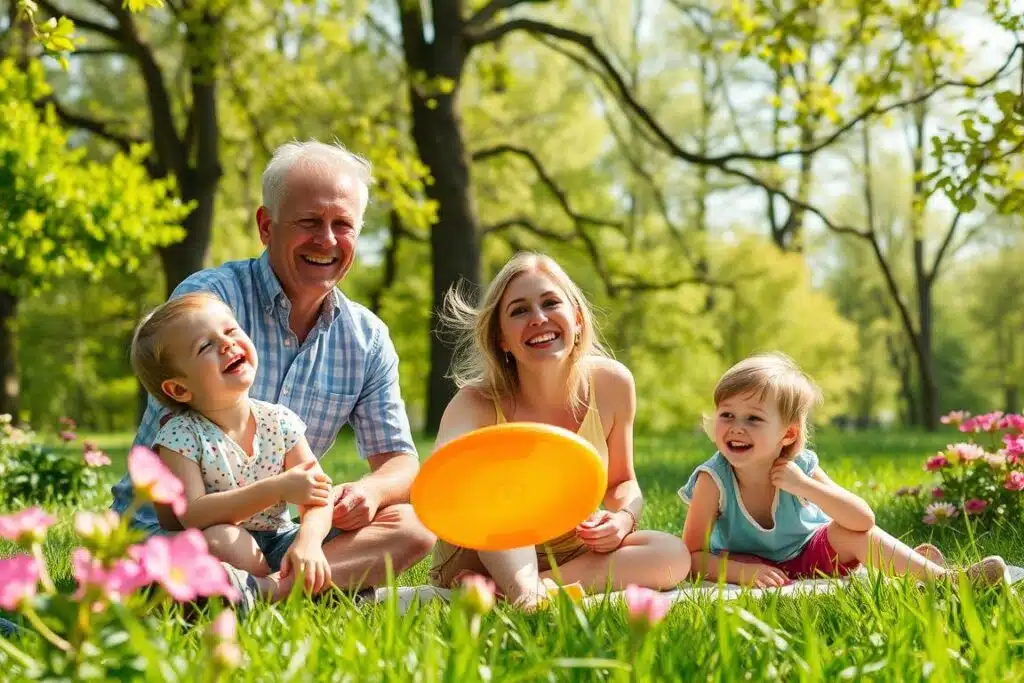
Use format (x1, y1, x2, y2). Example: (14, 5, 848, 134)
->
(110, 251, 418, 533)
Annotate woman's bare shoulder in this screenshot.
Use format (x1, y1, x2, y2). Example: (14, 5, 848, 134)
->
(588, 356, 636, 394)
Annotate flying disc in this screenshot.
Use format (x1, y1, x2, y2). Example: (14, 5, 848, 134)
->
(411, 423, 607, 551)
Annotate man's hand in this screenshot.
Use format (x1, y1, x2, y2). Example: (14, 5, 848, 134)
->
(280, 539, 333, 594)
(276, 461, 333, 507)
(575, 510, 633, 554)
(770, 460, 811, 496)
(332, 481, 381, 531)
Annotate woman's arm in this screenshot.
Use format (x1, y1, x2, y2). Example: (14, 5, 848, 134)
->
(600, 361, 642, 525)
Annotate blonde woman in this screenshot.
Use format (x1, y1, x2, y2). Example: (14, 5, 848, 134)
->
(428, 252, 691, 609)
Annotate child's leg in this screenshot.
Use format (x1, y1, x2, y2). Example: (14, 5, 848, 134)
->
(202, 525, 273, 576)
(824, 523, 947, 579)
(538, 531, 691, 593)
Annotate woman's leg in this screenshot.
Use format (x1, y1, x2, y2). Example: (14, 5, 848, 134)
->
(478, 546, 551, 609)
(538, 531, 691, 593)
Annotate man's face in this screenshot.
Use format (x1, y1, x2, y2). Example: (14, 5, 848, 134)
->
(258, 165, 368, 304)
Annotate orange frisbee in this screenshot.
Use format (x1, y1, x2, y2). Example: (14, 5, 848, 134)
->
(411, 423, 607, 551)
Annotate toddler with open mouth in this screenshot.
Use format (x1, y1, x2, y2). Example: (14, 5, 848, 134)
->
(129, 291, 340, 598)
(678, 351, 1010, 589)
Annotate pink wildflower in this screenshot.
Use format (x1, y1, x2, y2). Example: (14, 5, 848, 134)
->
(923, 502, 958, 525)
(128, 446, 187, 516)
(997, 414, 1024, 433)
(58, 416, 77, 429)
(459, 574, 496, 615)
(0, 507, 56, 546)
(1003, 434, 1024, 458)
(941, 411, 970, 426)
(623, 584, 671, 629)
(133, 530, 238, 603)
(72, 548, 108, 600)
(105, 558, 152, 600)
(932, 487, 944, 499)
(1005, 471, 1024, 491)
(925, 454, 949, 471)
(944, 443, 985, 464)
(0, 555, 39, 610)
(211, 611, 237, 641)
(960, 412, 1005, 434)
(73, 510, 119, 544)
(59, 430, 77, 442)
(964, 499, 989, 515)
(83, 448, 112, 467)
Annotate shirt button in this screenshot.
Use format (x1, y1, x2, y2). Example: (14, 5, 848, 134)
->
(282, 387, 289, 394)
(284, 338, 292, 347)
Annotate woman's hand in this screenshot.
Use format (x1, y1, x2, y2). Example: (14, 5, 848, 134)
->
(576, 509, 633, 553)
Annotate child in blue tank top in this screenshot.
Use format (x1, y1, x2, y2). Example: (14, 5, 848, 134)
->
(679, 352, 1010, 588)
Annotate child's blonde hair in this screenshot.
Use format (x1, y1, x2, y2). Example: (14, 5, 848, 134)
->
(440, 251, 609, 417)
(130, 292, 228, 410)
(713, 352, 823, 460)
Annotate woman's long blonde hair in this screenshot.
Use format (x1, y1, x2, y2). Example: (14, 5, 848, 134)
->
(440, 252, 609, 417)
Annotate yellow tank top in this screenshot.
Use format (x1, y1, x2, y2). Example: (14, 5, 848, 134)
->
(493, 371, 609, 461)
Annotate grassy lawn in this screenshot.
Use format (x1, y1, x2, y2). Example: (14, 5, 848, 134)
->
(3, 428, 1023, 680)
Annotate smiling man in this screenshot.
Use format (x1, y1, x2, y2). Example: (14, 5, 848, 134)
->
(109, 139, 435, 593)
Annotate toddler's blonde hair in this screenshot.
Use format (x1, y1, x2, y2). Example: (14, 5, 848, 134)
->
(712, 352, 823, 460)
(130, 292, 228, 410)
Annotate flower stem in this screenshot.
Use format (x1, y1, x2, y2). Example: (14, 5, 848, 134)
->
(0, 634, 36, 671)
(30, 544, 55, 595)
(22, 606, 72, 653)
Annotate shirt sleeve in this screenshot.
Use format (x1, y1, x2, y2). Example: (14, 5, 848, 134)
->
(152, 415, 201, 463)
(349, 323, 418, 461)
(793, 449, 820, 475)
(276, 403, 308, 454)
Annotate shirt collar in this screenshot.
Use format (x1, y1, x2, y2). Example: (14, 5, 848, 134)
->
(255, 250, 344, 325)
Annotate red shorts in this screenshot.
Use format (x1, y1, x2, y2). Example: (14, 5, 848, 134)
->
(731, 525, 860, 581)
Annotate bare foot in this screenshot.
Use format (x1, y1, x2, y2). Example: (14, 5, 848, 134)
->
(914, 543, 946, 567)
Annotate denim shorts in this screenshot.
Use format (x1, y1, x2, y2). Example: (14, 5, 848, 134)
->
(249, 524, 344, 573)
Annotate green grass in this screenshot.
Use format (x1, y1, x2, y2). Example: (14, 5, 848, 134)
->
(3, 429, 1024, 681)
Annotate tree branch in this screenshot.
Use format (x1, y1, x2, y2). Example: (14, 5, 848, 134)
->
(472, 143, 623, 231)
(35, 0, 121, 41)
(46, 98, 145, 153)
(466, 0, 552, 30)
(465, 18, 1022, 167)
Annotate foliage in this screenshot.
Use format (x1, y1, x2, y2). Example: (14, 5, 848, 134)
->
(0, 59, 189, 299)
(903, 411, 1024, 526)
(0, 415, 107, 505)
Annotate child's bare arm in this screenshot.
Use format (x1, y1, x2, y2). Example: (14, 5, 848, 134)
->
(771, 461, 875, 532)
(158, 446, 331, 530)
(284, 436, 334, 543)
(682, 473, 786, 586)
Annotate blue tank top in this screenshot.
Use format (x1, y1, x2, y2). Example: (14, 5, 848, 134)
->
(678, 449, 830, 562)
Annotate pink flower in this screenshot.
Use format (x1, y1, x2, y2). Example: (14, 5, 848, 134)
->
(944, 443, 985, 464)
(941, 411, 970, 426)
(623, 584, 671, 629)
(0, 507, 56, 546)
(459, 574, 496, 614)
(925, 455, 949, 471)
(83, 440, 97, 451)
(932, 487, 944, 499)
(59, 430, 77, 442)
(73, 510, 119, 543)
(964, 499, 989, 515)
(83, 449, 112, 467)
(128, 446, 187, 516)
(1003, 434, 1024, 458)
(984, 452, 1007, 469)
(960, 412, 1004, 433)
(210, 611, 237, 641)
(998, 414, 1024, 433)
(132, 530, 238, 603)
(0, 555, 39, 610)
(923, 502, 959, 525)
(1005, 471, 1024, 491)
(105, 558, 151, 600)
(58, 416, 77, 428)
(72, 548, 108, 600)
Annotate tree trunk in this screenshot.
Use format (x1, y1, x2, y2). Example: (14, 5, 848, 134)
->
(914, 282, 939, 430)
(0, 289, 18, 419)
(401, 0, 481, 434)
